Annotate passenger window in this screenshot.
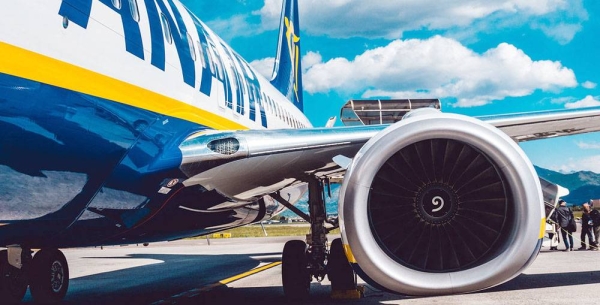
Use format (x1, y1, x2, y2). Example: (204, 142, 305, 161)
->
(264, 97, 269, 112)
(160, 13, 173, 44)
(264, 98, 269, 112)
(187, 33, 196, 61)
(112, 0, 121, 9)
(129, 0, 140, 22)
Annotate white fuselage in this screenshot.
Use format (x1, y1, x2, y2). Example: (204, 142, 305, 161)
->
(0, 0, 311, 132)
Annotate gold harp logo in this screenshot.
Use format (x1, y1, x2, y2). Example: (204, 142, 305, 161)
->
(284, 16, 300, 103)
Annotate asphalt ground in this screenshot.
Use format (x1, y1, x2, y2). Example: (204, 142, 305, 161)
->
(15, 226, 600, 305)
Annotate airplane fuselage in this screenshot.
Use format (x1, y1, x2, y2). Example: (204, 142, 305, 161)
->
(0, 0, 310, 248)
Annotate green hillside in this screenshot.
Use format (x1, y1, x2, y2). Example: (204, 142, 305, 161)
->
(535, 166, 600, 206)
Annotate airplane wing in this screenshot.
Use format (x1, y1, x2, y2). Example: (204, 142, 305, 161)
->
(479, 106, 600, 142)
(178, 101, 600, 203)
(178, 125, 383, 201)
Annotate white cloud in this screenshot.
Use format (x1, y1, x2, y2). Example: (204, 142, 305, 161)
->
(249, 51, 322, 80)
(577, 141, 600, 150)
(549, 96, 576, 104)
(301, 51, 323, 72)
(303, 36, 577, 107)
(205, 15, 261, 41)
(551, 155, 600, 174)
(583, 81, 597, 89)
(258, 0, 587, 42)
(536, 22, 582, 45)
(564, 95, 600, 109)
(250, 57, 275, 79)
(529, 0, 588, 44)
(255, 0, 283, 29)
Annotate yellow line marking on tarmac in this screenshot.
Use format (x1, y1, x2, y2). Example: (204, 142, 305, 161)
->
(219, 261, 281, 285)
(152, 261, 282, 304)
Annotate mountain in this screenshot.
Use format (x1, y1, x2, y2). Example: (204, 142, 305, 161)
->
(534, 166, 600, 191)
(534, 166, 600, 206)
(563, 185, 600, 205)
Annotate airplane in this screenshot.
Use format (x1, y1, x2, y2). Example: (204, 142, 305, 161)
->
(1, 0, 600, 303)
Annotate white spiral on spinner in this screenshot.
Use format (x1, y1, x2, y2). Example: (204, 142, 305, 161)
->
(431, 196, 445, 213)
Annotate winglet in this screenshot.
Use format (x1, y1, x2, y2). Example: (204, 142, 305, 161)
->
(270, 0, 304, 112)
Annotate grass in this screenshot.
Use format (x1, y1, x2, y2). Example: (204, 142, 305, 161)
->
(195, 224, 340, 238)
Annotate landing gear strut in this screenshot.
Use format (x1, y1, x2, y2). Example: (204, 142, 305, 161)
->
(280, 176, 357, 299)
(0, 247, 70, 304)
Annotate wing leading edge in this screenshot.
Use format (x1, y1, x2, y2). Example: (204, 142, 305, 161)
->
(479, 106, 600, 142)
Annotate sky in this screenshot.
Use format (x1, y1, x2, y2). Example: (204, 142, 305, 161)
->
(181, 0, 600, 174)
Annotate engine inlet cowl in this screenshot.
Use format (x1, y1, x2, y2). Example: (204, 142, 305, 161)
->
(338, 111, 544, 296)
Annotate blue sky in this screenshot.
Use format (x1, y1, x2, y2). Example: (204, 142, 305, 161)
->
(182, 0, 600, 174)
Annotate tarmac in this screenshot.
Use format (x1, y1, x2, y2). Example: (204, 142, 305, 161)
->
(15, 227, 600, 305)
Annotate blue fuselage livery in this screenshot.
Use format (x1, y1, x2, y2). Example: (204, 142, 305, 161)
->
(0, 0, 309, 250)
(0, 0, 315, 302)
(59, 0, 145, 59)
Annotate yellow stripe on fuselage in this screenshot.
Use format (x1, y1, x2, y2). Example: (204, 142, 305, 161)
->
(0, 42, 247, 131)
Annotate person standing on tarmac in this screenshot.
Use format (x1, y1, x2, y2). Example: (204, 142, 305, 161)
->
(590, 201, 600, 251)
(553, 200, 575, 251)
(579, 203, 595, 250)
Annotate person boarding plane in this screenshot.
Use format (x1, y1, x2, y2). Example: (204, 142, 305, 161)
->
(1, 0, 600, 303)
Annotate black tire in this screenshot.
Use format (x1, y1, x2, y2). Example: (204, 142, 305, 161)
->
(0, 250, 28, 304)
(282, 240, 310, 300)
(30, 249, 69, 304)
(327, 238, 356, 291)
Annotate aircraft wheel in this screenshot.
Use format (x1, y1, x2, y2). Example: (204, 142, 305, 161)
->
(0, 250, 28, 304)
(282, 240, 310, 299)
(30, 249, 69, 304)
(327, 238, 356, 291)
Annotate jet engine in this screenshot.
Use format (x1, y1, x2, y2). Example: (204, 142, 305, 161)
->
(338, 109, 544, 295)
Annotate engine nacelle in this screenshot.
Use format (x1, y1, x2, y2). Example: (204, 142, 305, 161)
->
(338, 109, 544, 295)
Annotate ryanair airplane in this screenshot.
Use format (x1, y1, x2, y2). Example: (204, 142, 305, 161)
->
(1, 0, 600, 303)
